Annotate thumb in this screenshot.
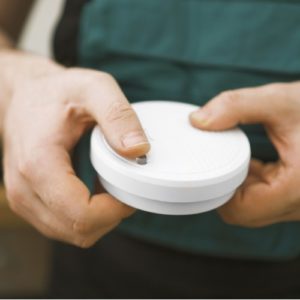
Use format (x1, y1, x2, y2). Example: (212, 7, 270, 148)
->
(190, 84, 284, 131)
(84, 73, 150, 158)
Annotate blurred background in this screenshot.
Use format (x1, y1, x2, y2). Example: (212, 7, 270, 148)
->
(0, 0, 64, 297)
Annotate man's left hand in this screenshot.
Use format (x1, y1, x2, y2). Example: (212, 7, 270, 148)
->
(190, 82, 300, 227)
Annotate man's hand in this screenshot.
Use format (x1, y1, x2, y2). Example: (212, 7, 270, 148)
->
(190, 82, 300, 227)
(2, 54, 150, 247)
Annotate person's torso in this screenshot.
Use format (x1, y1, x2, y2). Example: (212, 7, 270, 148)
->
(54, 0, 300, 260)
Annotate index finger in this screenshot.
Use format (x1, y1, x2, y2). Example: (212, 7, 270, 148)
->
(218, 161, 294, 227)
(21, 145, 134, 234)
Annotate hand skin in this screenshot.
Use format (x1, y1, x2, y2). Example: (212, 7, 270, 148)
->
(0, 1, 148, 248)
(1, 50, 150, 248)
(190, 82, 300, 228)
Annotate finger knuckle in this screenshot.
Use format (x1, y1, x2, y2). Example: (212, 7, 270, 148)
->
(72, 215, 92, 235)
(220, 211, 264, 228)
(67, 69, 115, 87)
(97, 71, 115, 83)
(219, 90, 241, 107)
(5, 186, 25, 213)
(38, 214, 76, 243)
(219, 211, 242, 226)
(90, 70, 114, 81)
(18, 158, 33, 178)
(105, 101, 135, 124)
(219, 207, 248, 226)
(87, 70, 115, 85)
(74, 237, 97, 249)
(19, 152, 44, 179)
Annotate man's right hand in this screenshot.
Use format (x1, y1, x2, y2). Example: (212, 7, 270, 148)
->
(1, 51, 150, 248)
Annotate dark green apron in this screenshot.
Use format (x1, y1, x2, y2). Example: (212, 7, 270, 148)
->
(75, 0, 300, 260)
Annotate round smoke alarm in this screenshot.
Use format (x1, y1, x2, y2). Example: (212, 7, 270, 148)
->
(90, 101, 250, 215)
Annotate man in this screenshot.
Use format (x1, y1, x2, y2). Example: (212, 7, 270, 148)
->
(1, 0, 300, 298)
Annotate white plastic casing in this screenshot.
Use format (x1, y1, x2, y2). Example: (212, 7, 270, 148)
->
(90, 101, 251, 215)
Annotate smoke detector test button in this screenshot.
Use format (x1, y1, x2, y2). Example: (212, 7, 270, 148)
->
(90, 101, 251, 215)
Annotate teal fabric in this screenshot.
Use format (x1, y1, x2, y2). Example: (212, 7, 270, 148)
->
(76, 0, 300, 260)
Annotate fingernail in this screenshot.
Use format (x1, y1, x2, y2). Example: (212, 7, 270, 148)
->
(122, 131, 149, 149)
(190, 110, 211, 126)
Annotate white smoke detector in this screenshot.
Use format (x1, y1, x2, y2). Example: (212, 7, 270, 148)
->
(91, 101, 250, 215)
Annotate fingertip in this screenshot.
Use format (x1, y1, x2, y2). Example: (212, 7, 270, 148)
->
(118, 140, 151, 159)
(190, 108, 238, 131)
(189, 110, 212, 129)
(105, 130, 150, 159)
